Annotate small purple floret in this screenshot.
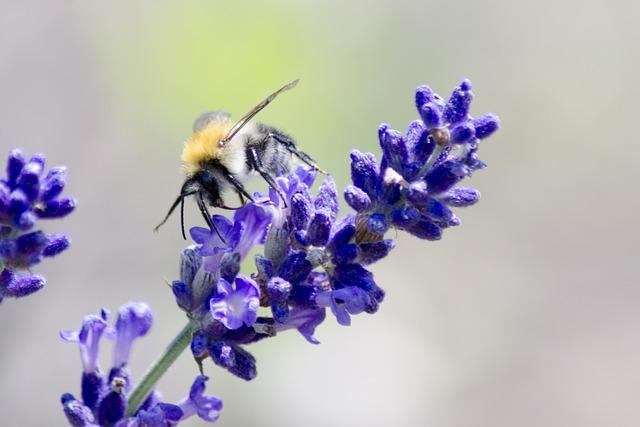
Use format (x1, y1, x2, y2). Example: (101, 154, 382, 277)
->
(209, 276, 260, 330)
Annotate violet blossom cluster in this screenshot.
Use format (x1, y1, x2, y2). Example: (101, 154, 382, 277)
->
(0, 148, 75, 302)
(60, 302, 222, 426)
(58, 80, 500, 425)
(170, 79, 500, 382)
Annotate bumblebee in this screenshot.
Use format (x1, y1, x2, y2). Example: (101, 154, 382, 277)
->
(155, 80, 324, 239)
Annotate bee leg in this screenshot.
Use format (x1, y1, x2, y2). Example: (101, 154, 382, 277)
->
(248, 147, 287, 207)
(196, 191, 226, 243)
(238, 191, 247, 206)
(220, 169, 254, 203)
(269, 132, 327, 174)
(154, 188, 197, 240)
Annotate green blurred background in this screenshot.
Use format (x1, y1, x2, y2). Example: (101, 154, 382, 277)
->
(1, 0, 639, 426)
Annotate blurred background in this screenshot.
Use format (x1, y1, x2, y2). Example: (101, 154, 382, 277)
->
(1, 0, 639, 426)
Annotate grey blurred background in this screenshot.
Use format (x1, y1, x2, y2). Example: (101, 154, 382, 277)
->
(1, 0, 638, 426)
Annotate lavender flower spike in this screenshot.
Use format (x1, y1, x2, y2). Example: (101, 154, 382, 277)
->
(61, 302, 223, 426)
(0, 148, 75, 302)
(348, 80, 500, 242)
(161, 80, 500, 396)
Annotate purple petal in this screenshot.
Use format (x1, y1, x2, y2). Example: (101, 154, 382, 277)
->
(275, 306, 326, 344)
(61, 310, 109, 373)
(316, 287, 376, 326)
(178, 375, 223, 422)
(231, 200, 273, 258)
(209, 276, 260, 330)
(112, 302, 153, 368)
(189, 216, 232, 257)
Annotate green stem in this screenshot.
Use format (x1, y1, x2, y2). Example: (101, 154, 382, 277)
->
(125, 320, 198, 417)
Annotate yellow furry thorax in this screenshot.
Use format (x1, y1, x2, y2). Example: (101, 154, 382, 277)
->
(181, 121, 232, 176)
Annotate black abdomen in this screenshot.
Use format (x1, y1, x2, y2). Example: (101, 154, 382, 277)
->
(247, 124, 294, 177)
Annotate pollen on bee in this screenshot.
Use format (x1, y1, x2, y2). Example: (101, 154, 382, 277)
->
(181, 121, 232, 175)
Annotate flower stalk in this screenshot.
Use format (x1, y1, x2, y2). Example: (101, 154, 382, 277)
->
(125, 319, 198, 417)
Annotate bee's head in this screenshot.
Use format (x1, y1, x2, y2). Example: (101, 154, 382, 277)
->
(193, 170, 224, 207)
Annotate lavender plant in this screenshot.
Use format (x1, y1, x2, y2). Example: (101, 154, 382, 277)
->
(0, 149, 75, 302)
(61, 302, 222, 426)
(60, 80, 500, 425)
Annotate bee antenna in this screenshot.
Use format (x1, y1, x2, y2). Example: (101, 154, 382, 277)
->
(220, 79, 299, 145)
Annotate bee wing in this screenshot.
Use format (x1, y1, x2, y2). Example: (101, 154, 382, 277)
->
(220, 79, 299, 146)
(193, 111, 231, 133)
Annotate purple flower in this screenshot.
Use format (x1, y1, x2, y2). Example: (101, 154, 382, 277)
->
(207, 340, 258, 381)
(60, 309, 110, 410)
(0, 148, 75, 302)
(61, 303, 223, 426)
(0, 268, 45, 302)
(177, 376, 223, 422)
(61, 393, 98, 427)
(209, 276, 260, 330)
(167, 81, 500, 392)
(189, 199, 272, 274)
(60, 309, 110, 374)
(171, 247, 218, 315)
(273, 306, 326, 344)
(116, 403, 182, 427)
(347, 80, 499, 242)
(111, 302, 154, 369)
(253, 169, 387, 329)
(315, 287, 377, 326)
